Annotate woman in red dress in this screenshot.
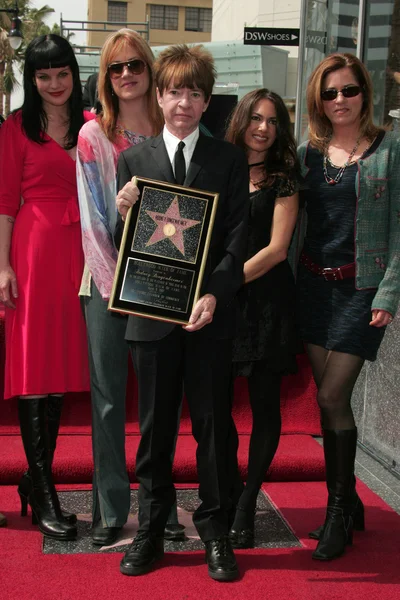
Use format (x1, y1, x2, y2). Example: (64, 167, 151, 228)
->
(0, 35, 91, 541)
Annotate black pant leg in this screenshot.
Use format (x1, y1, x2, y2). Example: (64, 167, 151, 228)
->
(183, 333, 234, 542)
(129, 327, 184, 535)
(227, 374, 244, 512)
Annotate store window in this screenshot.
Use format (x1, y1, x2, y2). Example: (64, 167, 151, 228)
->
(297, 0, 400, 139)
(149, 5, 179, 30)
(107, 1, 127, 23)
(185, 8, 212, 32)
(363, 0, 400, 128)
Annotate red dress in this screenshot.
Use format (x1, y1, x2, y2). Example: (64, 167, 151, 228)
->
(0, 111, 91, 399)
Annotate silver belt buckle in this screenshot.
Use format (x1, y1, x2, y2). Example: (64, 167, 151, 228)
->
(322, 267, 335, 281)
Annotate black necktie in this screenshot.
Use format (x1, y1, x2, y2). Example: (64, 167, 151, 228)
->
(174, 141, 186, 185)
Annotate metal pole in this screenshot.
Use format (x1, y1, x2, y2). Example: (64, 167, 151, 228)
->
(356, 0, 367, 61)
(294, 0, 309, 142)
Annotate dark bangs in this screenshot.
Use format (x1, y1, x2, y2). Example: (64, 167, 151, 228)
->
(21, 34, 84, 148)
(28, 37, 75, 71)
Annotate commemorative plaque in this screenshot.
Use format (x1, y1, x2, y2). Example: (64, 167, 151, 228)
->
(108, 177, 219, 325)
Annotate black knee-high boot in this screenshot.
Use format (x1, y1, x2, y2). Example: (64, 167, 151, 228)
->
(18, 395, 77, 525)
(312, 428, 357, 560)
(46, 395, 77, 524)
(18, 398, 77, 540)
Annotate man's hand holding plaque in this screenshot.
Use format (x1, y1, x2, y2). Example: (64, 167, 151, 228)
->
(184, 292, 216, 332)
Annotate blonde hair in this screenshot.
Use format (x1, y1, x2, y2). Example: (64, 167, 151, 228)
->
(306, 53, 381, 152)
(154, 44, 216, 101)
(98, 28, 163, 141)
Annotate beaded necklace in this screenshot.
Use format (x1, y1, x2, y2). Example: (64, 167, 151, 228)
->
(323, 137, 361, 185)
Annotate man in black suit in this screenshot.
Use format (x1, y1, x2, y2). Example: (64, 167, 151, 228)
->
(116, 45, 248, 581)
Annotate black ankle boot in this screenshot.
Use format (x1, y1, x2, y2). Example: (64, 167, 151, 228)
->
(229, 506, 255, 549)
(17, 396, 77, 525)
(18, 398, 77, 541)
(312, 428, 357, 561)
(309, 488, 364, 540)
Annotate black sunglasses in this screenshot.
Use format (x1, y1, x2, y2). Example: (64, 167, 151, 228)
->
(321, 85, 362, 101)
(108, 59, 146, 79)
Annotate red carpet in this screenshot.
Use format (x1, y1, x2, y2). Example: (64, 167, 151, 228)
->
(0, 432, 325, 484)
(1, 478, 399, 600)
(1, 315, 324, 482)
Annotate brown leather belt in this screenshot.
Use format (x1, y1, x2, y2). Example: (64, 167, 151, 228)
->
(300, 252, 355, 281)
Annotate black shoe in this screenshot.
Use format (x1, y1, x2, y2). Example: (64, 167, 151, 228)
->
(229, 505, 255, 549)
(92, 522, 122, 546)
(205, 536, 239, 582)
(229, 527, 254, 549)
(120, 532, 164, 576)
(164, 523, 186, 541)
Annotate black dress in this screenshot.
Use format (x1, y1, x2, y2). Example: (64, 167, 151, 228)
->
(233, 178, 299, 377)
(296, 135, 385, 361)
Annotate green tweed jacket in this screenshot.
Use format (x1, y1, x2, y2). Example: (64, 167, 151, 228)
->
(292, 131, 400, 317)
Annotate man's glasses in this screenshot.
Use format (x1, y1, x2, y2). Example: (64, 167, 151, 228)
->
(108, 59, 146, 79)
(321, 85, 362, 102)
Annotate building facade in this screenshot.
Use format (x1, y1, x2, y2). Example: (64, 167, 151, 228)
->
(212, 0, 301, 98)
(87, 0, 213, 47)
(212, 0, 301, 42)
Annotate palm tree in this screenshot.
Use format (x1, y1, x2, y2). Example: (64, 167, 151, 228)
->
(0, 0, 55, 116)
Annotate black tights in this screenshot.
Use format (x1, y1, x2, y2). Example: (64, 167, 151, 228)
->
(233, 363, 282, 527)
(306, 344, 364, 431)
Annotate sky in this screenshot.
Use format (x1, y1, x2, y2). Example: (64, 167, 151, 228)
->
(11, 0, 88, 109)
(34, 0, 88, 45)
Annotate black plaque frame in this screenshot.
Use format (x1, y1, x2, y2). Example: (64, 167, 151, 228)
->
(108, 177, 218, 325)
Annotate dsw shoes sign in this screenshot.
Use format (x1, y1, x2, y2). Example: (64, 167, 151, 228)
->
(244, 27, 300, 46)
(244, 27, 327, 52)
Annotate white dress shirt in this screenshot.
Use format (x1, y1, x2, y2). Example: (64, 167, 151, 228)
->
(163, 125, 199, 177)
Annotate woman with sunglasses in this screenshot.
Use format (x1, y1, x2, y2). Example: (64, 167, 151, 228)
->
(0, 34, 92, 540)
(77, 29, 184, 545)
(296, 53, 400, 561)
(225, 89, 300, 549)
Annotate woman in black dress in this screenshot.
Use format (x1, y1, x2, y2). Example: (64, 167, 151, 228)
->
(225, 89, 300, 548)
(296, 53, 400, 561)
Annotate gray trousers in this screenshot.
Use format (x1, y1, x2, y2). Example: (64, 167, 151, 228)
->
(84, 280, 131, 527)
(84, 280, 181, 527)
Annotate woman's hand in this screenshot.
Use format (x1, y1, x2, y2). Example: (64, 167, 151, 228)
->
(370, 309, 393, 327)
(0, 265, 18, 309)
(116, 177, 140, 221)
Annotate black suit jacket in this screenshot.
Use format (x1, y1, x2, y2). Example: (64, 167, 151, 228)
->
(116, 132, 249, 342)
